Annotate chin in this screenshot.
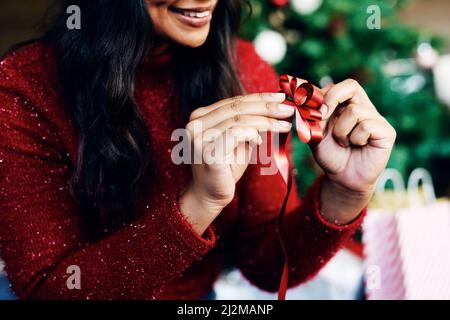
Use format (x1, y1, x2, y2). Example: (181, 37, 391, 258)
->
(175, 31, 210, 48)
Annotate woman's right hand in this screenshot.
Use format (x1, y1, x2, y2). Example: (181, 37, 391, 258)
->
(179, 92, 295, 235)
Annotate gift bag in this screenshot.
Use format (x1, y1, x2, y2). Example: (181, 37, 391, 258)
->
(363, 168, 450, 300)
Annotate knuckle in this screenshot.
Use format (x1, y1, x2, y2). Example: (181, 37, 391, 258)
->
(347, 78, 365, 94)
(266, 101, 277, 113)
(231, 95, 244, 103)
(333, 126, 347, 140)
(359, 121, 370, 132)
(390, 125, 397, 140)
(323, 93, 336, 106)
(233, 114, 241, 123)
(229, 100, 242, 114)
(346, 104, 359, 117)
(186, 119, 201, 135)
(351, 135, 364, 146)
(186, 121, 194, 133)
(189, 108, 203, 121)
(379, 118, 397, 140)
(345, 78, 360, 87)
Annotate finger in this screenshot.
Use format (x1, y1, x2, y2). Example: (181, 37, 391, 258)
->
(202, 115, 292, 142)
(349, 120, 372, 147)
(350, 119, 396, 149)
(203, 127, 261, 166)
(187, 101, 295, 135)
(332, 104, 370, 147)
(189, 92, 286, 121)
(313, 84, 334, 132)
(223, 127, 261, 157)
(321, 84, 333, 95)
(318, 84, 333, 116)
(322, 79, 371, 119)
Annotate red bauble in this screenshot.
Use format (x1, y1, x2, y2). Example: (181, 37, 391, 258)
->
(272, 0, 289, 6)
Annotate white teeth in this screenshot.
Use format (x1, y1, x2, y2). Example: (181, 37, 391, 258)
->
(181, 10, 210, 18)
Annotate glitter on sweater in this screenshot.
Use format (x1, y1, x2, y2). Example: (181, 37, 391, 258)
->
(0, 40, 365, 300)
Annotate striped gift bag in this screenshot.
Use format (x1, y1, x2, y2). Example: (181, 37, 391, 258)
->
(363, 168, 450, 300)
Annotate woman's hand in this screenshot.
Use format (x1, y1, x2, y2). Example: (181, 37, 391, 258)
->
(312, 79, 396, 224)
(180, 92, 293, 235)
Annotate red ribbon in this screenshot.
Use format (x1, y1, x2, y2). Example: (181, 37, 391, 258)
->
(275, 74, 324, 300)
(279, 74, 324, 144)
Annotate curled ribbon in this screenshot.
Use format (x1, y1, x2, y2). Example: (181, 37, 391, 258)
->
(279, 74, 324, 144)
(275, 75, 324, 300)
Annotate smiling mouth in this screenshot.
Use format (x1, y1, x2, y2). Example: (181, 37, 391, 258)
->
(168, 5, 212, 28)
(169, 6, 211, 18)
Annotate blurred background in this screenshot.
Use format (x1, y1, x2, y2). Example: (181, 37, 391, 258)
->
(241, 0, 450, 197)
(1, 0, 449, 300)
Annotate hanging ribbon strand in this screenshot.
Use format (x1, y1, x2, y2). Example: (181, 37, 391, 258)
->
(275, 74, 324, 300)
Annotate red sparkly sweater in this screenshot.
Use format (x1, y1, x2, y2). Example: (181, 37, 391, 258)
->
(0, 40, 364, 300)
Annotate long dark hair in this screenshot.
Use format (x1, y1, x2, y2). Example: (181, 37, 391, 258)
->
(42, 0, 244, 226)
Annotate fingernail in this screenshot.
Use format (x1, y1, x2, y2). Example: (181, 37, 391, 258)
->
(278, 104, 294, 114)
(271, 92, 286, 100)
(320, 104, 329, 118)
(278, 120, 292, 128)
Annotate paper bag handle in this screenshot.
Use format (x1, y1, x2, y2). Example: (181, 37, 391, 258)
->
(407, 168, 436, 206)
(376, 168, 405, 193)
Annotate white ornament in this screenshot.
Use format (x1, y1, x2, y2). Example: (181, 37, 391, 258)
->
(319, 75, 334, 88)
(416, 42, 439, 69)
(290, 0, 323, 15)
(433, 54, 450, 108)
(254, 30, 287, 65)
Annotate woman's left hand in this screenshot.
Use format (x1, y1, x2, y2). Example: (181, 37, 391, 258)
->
(311, 79, 396, 224)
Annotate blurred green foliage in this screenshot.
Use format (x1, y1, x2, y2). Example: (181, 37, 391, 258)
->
(241, 0, 450, 196)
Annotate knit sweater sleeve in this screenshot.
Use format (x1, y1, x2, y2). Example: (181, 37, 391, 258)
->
(0, 49, 216, 300)
(234, 40, 366, 292)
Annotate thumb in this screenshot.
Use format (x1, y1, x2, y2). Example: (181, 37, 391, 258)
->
(317, 84, 333, 132)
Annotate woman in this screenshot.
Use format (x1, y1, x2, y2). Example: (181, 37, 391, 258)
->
(0, 0, 395, 299)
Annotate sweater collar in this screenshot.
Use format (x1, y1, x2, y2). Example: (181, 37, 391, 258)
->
(141, 51, 171, 70)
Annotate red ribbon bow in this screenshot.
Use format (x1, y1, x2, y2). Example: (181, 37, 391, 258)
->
(279, 74, 324, 144)
(275, 75, 324, 300)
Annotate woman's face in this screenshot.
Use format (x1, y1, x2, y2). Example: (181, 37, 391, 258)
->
(147, 0, 219, 48)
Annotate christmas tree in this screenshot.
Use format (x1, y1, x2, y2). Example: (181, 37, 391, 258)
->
(240, 0, 450, 196)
